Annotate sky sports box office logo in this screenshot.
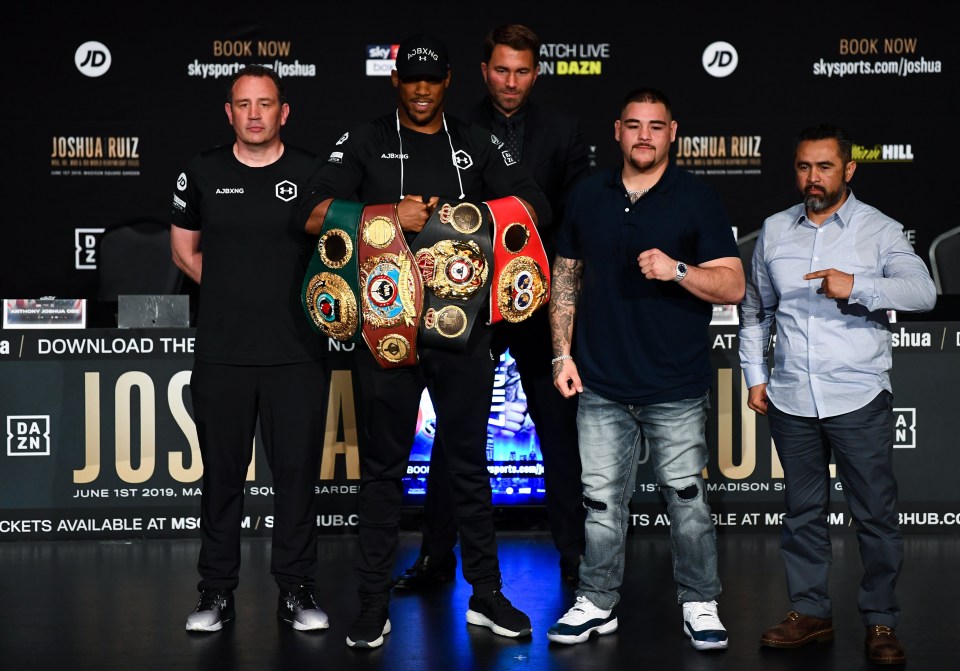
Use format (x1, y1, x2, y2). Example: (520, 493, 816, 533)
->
(366, 45, 399, 76)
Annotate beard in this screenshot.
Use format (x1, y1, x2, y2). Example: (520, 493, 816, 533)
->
(402, 99, 441, 127)
(626, 144, 656, 172)
(804, 182, 846, 213)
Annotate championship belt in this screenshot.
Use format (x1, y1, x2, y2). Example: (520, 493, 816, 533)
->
(485, 195, 550, 324)
(357, 203, 423, 368)
(412, 198, 493, 351)
(301, 199, 364, 343)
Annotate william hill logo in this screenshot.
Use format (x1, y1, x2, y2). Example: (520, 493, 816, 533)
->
(852, 143, 914, 163)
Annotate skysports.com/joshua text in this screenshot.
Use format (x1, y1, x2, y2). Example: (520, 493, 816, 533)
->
(812, 56, 942, 78)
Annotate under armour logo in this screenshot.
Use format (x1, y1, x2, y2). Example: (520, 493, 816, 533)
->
(453, 150, 474, 169)
(275, 180, 297, 202)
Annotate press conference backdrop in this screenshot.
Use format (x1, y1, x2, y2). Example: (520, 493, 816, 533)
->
(3, 2, 956, 297)
(2, 3, 957, 540)
(2, 323, 959, 541)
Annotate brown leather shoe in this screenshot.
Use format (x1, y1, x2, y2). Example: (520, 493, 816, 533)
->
(865, 625, 906, 665)
(760, 610, 834, 648)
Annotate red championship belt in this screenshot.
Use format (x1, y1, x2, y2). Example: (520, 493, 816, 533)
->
(357, 203, 424, 368)
(485, 196, 550, 324)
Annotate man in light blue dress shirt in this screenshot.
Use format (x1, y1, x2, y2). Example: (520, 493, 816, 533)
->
(738, 124, 935, 666)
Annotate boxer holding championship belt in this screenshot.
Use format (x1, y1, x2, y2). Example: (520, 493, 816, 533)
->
(302, 198, 364, 343)
(485, 195, 550, 324)
(413, 199, 493, 351)
(357, 202, 424, 368)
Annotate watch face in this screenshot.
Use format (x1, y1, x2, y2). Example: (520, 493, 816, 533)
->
(678, 262, 687, 273)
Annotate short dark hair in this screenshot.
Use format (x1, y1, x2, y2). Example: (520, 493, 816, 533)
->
(796, 123, 853, 164)
(483, 24, 541, 66)
(620, 87, 673, 118)
(227, 64, 285, 105)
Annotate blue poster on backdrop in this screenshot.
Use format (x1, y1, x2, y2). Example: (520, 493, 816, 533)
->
(403, 349, 546, 505)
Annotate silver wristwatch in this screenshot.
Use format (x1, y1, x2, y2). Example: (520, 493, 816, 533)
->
(674, 261, 688, 282)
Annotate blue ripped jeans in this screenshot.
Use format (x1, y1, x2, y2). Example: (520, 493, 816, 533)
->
(575, 387, 721, 611)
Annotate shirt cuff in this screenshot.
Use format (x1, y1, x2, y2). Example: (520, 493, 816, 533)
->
(743, 365, 769, 389)
(847, 273, 875, 307)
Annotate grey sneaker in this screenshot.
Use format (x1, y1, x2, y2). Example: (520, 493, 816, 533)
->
(185, 588, 235, 632)
(278, 585, 329, 631)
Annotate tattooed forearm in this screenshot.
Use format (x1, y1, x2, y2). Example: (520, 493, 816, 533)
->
(549, 256, 583, 357)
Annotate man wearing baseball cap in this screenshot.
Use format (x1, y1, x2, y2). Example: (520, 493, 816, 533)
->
(395, 23, 590, 595)
(298, 33, 551, 649)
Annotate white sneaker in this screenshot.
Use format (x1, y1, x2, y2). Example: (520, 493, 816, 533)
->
(546, 595, 618, 645)
(682, 600, 728, 651)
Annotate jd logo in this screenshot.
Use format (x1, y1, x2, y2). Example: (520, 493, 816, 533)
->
(702, 41, 738, 78)
(75, 41, 112, 78)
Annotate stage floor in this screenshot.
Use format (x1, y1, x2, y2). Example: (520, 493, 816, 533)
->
(1, 531, 954, 670)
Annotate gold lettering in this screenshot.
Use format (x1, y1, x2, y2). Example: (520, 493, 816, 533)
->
(716, 369, 757, 479)
(167, 370, 202, 482)
(319, 370, 360, 480)
(75, 372, 101, 483)
(115, 372, 156, 483)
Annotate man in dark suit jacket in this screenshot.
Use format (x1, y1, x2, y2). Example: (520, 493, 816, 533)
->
(395, 24, 591, 589)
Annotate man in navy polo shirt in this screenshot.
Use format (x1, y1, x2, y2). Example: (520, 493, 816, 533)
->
(546, 87, 744, 651)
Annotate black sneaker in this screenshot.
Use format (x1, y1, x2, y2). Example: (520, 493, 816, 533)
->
(185, 588, 235, 632)
(278, 585, 329, 631)
(345, 594, 391, 649)
(392, 553, 457, 590)
(466, 589, 532, 638)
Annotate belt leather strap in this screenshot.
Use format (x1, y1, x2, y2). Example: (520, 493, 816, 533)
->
(485, 196, 551, 324)
(301, 198, 364, 344)
(357, 203, 423, 368)
(412, 198, 494, 351)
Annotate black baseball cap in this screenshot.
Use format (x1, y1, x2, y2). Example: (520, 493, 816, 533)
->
(394, 34, 449, 80)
